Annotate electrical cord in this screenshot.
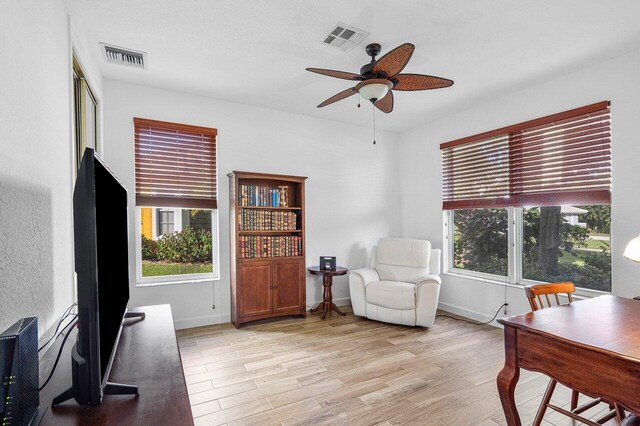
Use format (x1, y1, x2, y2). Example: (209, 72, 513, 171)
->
(39, 302, 78, 352)
(436, 302, 508, 326)
(38, 318, 78, 391)
(38, 313, 77, 353)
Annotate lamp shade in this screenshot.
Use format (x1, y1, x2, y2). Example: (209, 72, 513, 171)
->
(358, 83, 389, 102)
(355, 79, 393, 103)
(623, 235, 640, 262)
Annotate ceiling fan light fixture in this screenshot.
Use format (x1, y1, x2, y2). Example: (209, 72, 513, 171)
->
(356, 79, 393, 102)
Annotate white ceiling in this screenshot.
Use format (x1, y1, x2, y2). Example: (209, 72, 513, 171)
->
(71, 0, 640, 132)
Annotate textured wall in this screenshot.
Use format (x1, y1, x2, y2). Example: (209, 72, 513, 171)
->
(0, 0, 75, 335)
(0, 178, 56, 331)
(0, 0, 105, 338)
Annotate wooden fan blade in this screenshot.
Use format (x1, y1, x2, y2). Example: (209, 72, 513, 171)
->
(317, 87, 357, 108)
(393, 73, 454, 91)
(306, 68, 361, 81)
(374, 90, 394, 114)
(372, 43, 415, 77)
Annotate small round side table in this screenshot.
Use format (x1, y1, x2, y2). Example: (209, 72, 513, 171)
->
(308, 266, 348, 319)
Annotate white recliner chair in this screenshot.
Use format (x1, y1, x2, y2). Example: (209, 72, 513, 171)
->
(349, 238, 441, 327)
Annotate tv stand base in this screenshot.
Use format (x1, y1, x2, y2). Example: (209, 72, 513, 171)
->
(52, 381, 139, 406)
(51, 311, 145, 407)
(51, 387, 75, 407)
(104, 381, 139, 396)
(125, 311, 146, 320)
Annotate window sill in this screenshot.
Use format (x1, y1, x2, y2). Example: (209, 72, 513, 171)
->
(518, 278, 610, 299)
(137, 275, 220, 288)
(442, 270, 606, 299)
(443, 270, 518, 289)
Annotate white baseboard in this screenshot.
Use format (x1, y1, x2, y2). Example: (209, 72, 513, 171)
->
(306, 297, 351, 310)
(174, 312, 231, 330)
(175, 298, 352, 330)
(437, 301, 503, 328)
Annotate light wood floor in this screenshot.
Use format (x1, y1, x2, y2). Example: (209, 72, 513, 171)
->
(177, 308, 621, 426)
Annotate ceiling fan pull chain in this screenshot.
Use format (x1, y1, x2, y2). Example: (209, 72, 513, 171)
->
(372, 103, 376, 145)
(357, 92, 361, 108)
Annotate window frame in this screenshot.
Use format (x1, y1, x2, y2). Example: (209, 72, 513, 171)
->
(443, 206, 612, 295)
(72, 56, 99, 173)
(136, 207, 221, 286)
(133, 118, 219, 286)
(444, 209, 516, 285)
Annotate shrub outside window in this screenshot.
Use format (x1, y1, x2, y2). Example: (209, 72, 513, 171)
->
(140, 208, 216, 279)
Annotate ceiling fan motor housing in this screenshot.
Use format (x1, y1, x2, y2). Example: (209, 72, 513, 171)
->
(366, 43, 381, 58)
(361, 43, 393, 80)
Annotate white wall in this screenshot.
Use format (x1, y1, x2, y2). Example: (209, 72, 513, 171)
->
(399, 48, 640, 323)
(103, 80, 401, 329)
(0, 0, 101, 338)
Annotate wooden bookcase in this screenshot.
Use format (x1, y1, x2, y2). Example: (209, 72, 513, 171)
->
(228, 171, 307, 328)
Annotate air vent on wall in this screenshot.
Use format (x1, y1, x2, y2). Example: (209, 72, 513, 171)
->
(323, 22, 368, 52)
(100, 43, 146, 69)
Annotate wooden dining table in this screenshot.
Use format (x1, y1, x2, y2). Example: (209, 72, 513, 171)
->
(497, 295, 640, 426)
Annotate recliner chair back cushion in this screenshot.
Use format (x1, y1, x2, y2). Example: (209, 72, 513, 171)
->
(375, 238, 431, 283)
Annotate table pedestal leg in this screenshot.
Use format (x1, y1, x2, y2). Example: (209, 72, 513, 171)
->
(310, 303, 324, 313)
(332, 303, 346, 316)
(310, 275, 346, 319)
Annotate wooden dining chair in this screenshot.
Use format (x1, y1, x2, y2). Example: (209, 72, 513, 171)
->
(525, 282, 624, 426)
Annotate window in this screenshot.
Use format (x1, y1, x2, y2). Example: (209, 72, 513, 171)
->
(442, 102, 612, 292)
(522, 205, 611, 292)
(73, 56, 99, 172)
(453, 208, 509, 276)
(157, 209, 175, 236)
(134, 118, 219, 284)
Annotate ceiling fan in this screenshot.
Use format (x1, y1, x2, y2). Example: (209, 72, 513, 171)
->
(306, 42, 454, 113)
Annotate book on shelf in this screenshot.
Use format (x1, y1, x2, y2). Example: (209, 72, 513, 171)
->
(238, 235, 303, 259)
(239, 209, 298, 231)
(239, 184, 287, 207)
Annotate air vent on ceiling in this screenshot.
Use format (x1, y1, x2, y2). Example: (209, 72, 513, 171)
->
(323, 22, 368, 52)
(100, 43, 146, 69)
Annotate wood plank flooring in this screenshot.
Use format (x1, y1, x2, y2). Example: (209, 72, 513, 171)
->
(177, 308, 621, 426)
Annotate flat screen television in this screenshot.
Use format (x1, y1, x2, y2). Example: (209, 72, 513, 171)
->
(53, 148, 143, 407)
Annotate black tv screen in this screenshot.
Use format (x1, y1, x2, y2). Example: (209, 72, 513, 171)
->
(94, 156, 130, 380)
(56, 148, 132, 406)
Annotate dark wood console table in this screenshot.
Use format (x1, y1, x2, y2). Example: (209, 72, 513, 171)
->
(308, 266, 348, 319)
(497, 296, 640, 425)
(39, 304, 193, 425)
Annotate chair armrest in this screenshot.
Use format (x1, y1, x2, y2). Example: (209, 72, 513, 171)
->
(416, 274, 442, 286)
(415, 275, 442, 327)
(350, 268, 380, 285)
(348, 268, 379, 317)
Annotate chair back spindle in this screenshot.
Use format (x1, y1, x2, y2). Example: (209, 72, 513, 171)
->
(525, 282, 576, 312)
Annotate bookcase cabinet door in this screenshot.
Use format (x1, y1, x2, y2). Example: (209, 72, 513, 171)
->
(238, 262, 272, 317)
(273, 259, 305, 313)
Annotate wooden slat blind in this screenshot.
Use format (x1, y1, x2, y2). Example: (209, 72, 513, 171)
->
(134, 118, 217, 209)
(441, 101, 611, 209)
